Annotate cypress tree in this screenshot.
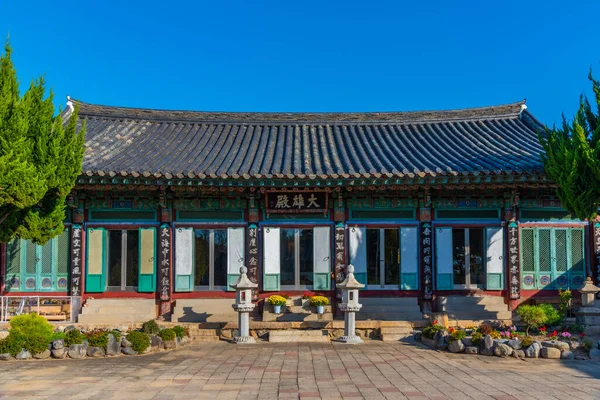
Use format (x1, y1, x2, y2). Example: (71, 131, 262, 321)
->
(0, 41, 85, 244)
(540, 71, 600, 221)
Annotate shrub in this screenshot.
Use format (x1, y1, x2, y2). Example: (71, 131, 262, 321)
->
(471, 332, 483, 345)
(23, 334, 50, 355)
(173, 326, 185, 339)
(9, 313, 54, 341)
(422, 323, 445, 339)
(478, 323, 493, 336)
(86, 330, 109, 348)
(142, 320, 160, 335)
(583, 340, 593, 351)
(558, 289, 572, 319)
(448, 330, 466, 342)
(516, 305, 548, 335)
(309, 296, 330, 307)
(64, 329, 85, 347)
(127, 331, 150, 353)
(266, 295, 287, 306)
(538, 304, 561, 327)
(521, 336, 534, 347)
(50, 331, 66, 341)
(158, 328, 176, 341)
(0, 333, 26, 356)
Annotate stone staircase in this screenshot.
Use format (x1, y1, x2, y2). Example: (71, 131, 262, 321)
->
(269, 329, 329, 343)
(356, 297, 425, 322)
(172, 299, 237, 323)
(187, 326, 220, 343)
(438, 295, 513, 324)
(380, 322, 414, 342)
(77, 298, 156, 324)
(262, 297, 334, 322)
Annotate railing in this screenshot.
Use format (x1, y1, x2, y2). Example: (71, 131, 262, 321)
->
(0, 296, 77, 323)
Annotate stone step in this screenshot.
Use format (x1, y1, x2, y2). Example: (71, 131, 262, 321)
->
(191, 335, 220, 343)
(446, 311, 513, 320)
(262, 311, 334, 322)
(269, 330, 330, 343)
(359, 305, 425, 313)
(84, 299, 156, 306)
(286, 305, 333, 313)
(441, 304, 510, 312)
(172, 313, 238, 323)
(360, 298, 419, 306)
(80, 305, 156, 315)
(188, 329, 219, 336)
(357, 312, 424, 321)
(381, 334, 414, 342)
(439, 296, 506, 305)
(380, 326, 412, 334)
(171, 299, 238, 323)
(77, 313, 156, 324)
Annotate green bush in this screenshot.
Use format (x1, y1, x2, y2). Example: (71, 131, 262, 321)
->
(23, 334, 50, 355)
(538, 303, 561, 327)
(422, 324, 445, 339)
(0, 333, 26, 356)
(9, 313, 54, 341)
(173, 326, 185, 339)
(471, 332, 483, 345)
(86, 330, 109, 348)
(127, 331, 150, 353)
(158, 328, 176, 341)
(50, 331, 66, 341)
(516, 305, 548, 335)
(142, 320, 160, 335)
(521, 336, 534, 347)
(64, 329, 85, 347)
(448, 330, 466, 342)
(583, 340, 593, 351)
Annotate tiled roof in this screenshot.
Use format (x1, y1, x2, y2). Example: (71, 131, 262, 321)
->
(69, 99, 546, 180)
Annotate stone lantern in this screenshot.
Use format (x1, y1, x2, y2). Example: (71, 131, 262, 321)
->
(337, 264, 365, 344)
(575, 277, 600, 331)
(230, 266, 258, 344)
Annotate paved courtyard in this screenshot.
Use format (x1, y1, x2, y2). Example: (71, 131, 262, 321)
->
(0, 341, 599, 400)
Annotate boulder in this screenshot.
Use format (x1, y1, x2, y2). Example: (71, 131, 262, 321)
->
(462, 337, 473, 347)
(164, 340, 177, 349)
(506, 339, 522, 350)
(51, 348, 67, 359)
(413, 331, 422, 341)
(56, 326, 66, 332)
(540, 347, 561, 359)
(52, 339, 64, 350)
(0, 353, 12, 361)
(87, 347, 105, 357)
(589, 348, 600, 360)
(121, 337, 132, 348)
(480, 335, 495, 356)
(122, 346, 136, 355)
(494, 339, 508, 345)
(151, 335, 164, 351)
(561, 350, 575, 360)
(448, 339, 465, 353)
(464, 346, 478, 355)
(494, 343, 513, 357)
(512, 350, 525, 358)
(0, 331, 9, 340)
(176, 337, 181, 347)
(541, 340, 569, 351)
(106, 334, 120, 356)
(68, 344, 88, 359)
(64, 325, 77, 332)
(433, 330, 448, 350)
(33, 349, 51, 359)
(524, 342, 541, 358)
(16, 349, 31, 360)
(117, 326, 129, 333)
(568, 341, 580, 351)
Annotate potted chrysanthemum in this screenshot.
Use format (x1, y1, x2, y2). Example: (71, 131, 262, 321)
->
(266, 295, 287, 314)
(309, 296, 330, 315)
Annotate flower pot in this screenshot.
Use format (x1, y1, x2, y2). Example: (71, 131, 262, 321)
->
(317, 305, 325, 315)
(273, 305, 282, 314)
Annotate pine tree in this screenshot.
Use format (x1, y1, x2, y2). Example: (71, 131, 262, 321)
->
(540, 72, 600, 221)
(0, 41, 85, 244)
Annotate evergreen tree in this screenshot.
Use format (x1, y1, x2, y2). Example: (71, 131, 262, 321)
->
(540, 72, 600, 221)
(0, 41, 85, 244)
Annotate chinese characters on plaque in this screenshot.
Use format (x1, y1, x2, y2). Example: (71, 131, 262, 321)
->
(421, 223, 433, 300)
(265, 191, 328, 214)
(247, 224, 259, 300)
(508, 222, 520, 299)
(334, 224, 346, 287)
(158, 225, 171, 301)
(70, 225, 83, 296)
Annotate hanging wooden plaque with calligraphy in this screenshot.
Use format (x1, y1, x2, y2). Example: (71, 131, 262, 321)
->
(508, 222, 520, 299)
(265, 191, 328, 214)
(70, 225, 83, 297)
(158, 224, 172, 301)
(334, 223, 346, 298)
(247, 224, 259, 300)
(421, 222, 433, 300)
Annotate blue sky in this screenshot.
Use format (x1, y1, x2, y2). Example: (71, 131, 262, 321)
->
(0, 1, 598, 126)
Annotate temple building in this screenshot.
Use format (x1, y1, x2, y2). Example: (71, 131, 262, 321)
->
(0, 99, 592, 324)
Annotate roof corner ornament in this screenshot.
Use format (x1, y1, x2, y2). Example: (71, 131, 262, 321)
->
(66, 95, 75, 112)
(520, 101, 528, 113)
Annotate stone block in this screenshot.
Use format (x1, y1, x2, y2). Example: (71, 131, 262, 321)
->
(51, 348, 67, 359)
(480, 335, 494, 356)
(512, 350, 525, 358)
(494, 343, 513, 357)
(462, 337, 472, 347)
(106, 334, 120, 356)
(87, 347, 105, 357)
(121, 337, 132, 348)
(448, 340, 465, 353)
(33, 349, 51, 359)
(68, 344, 88, 359)
(122, 347, 136, 355)
(561, 350, 575, 360)
(52, 339, 64, 350)
(0, 353, 12, 361)
(540, 347, 561, 359)
(421, 337, 436, 349)
(413, 331, 422, 341)
(269, 330, 329, 343)
(164, 340, 177, 349)
(151, 335, 164, 351)
(541, 340, 569, 351)
(464, 346, 478, 354)
(589, 348, 600, 360)
(433, 330, 448, 348)
(524, 342, 541, 358)
(506, 339, 522, 350)
(16, 350, 31, 360)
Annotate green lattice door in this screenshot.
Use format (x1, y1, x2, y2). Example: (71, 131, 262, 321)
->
(520, 227, 585, 290)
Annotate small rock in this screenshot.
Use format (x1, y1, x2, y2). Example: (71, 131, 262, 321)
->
(568, 341, 580, 350)
(494, 343, 513, 357)
(589, 348, 600, 360)
(0, 331, 9, 340)
(52, 339, 64, 350)
(68, 344, 88, 359)
(512, 350, 525, 358)
(448, 339, 465, 353)
(15, 349, 31, 360)
(106, 334, 120, 356)
(525, 342, 541, 358)
(33, 349, 51, 359)
(480, 335, 495, 356)
(413, 331, 422, 341)
(164, 340, 177, 349)
(121, 346, 136, 355)
(56, 325, 66, 332)
(464, 346, 478, 354)
(462, 337, 473, 347)
(121, 337, 132, 348)
(176, 337, 181, 347)
(506, 339, 522, 350)
(561, 350, 575, 360)
(118, 326, 128, 333)
(64, 325, 77, 332)
(151, 335, 164, 351)
(0, 353, 12, 361)
(87, 347, 105, 357)
(494, 339, 508, 345)
(541, 340, 569, 351)
(540, 347, 561, 359)
(433, 330, 448, 350)
(51, 348, 67, 359)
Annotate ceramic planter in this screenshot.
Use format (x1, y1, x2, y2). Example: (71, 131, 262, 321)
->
(317, 305, 325, 314)
(273, 305, 282, 314)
